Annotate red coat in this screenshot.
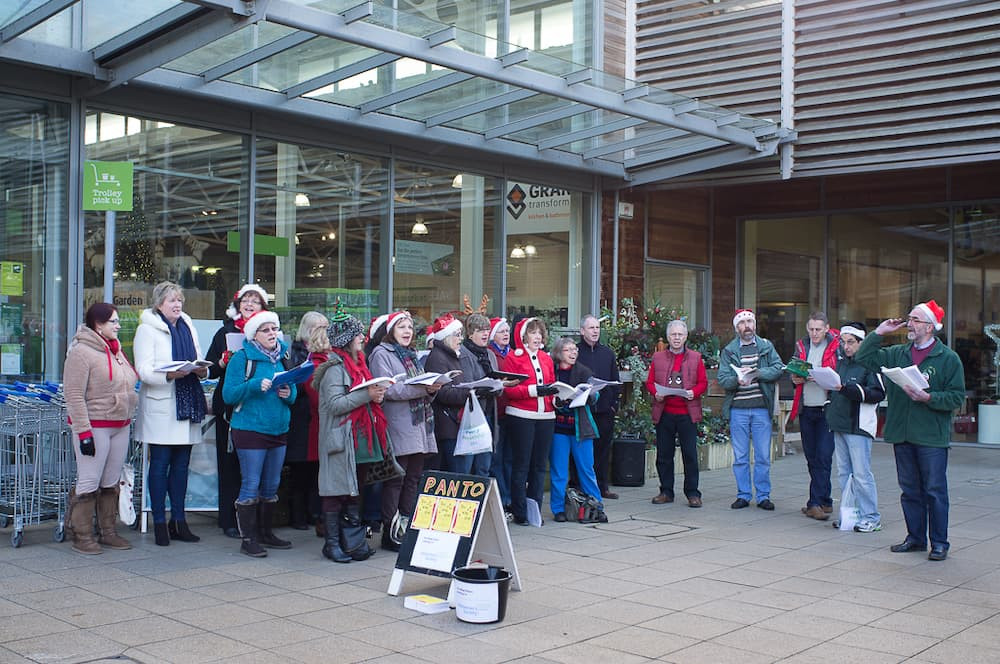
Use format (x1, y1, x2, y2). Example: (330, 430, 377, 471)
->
(501, 317, 555, 420)
(302, 351, 329, 461)
(645, 348, 707, 424)
(789, 330, 839, 422)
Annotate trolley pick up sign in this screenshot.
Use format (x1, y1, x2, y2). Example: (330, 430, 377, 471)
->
(387, 471, 521, 596)
(83, 161, 133, 211)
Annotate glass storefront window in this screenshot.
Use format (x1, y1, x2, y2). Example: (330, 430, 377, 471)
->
(254, 140, 388, 329)
(0, 94, 69, 380)
(645, 263, 707, 329)
(83, 113, 248, 354)
(392, 164, 502, 327)
(504, 182, 587, 330)
(743, 217, 826, 361)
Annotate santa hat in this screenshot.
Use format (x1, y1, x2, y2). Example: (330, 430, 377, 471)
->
(510, 317, 537, 357)
(384, 311, 411, 336)
(488, 317, 509, 341)
(368, 313, 389, 340)
(733, 308, 755, 328)
(226, 284, 270, 320)
(914, 299, 945, 331)
(243, 310, 280, 340)
(428, 314, 463, 342)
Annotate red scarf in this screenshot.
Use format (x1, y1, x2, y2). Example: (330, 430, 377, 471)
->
(330, 347, 390, 456)
(234, 316, 247, 332)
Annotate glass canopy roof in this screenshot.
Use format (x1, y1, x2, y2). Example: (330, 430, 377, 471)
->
(0, 0, 792, 185)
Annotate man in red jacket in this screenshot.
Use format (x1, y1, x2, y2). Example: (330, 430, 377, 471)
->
(788, 312, 839, 520)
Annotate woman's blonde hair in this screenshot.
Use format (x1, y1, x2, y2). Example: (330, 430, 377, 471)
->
(306, 321, 332, 353)
(151, 281, 184, 309)
(296, 311, 328, 342)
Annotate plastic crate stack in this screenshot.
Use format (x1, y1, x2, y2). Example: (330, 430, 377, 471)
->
(0, 382, 74, 547)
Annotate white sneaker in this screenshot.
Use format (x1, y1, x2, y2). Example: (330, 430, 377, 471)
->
(854, 520, 882, 533)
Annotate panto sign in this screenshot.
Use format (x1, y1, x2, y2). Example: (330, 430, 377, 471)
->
(387, 470, 521, 596)
(82, 161, 134, 211)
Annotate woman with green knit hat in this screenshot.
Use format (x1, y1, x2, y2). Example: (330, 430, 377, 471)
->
(313, 309, 393, 562)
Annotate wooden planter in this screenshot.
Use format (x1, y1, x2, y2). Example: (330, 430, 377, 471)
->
(698, 442, 732, 471)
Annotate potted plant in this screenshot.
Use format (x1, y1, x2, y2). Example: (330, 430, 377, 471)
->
(696, 407, 732, 470)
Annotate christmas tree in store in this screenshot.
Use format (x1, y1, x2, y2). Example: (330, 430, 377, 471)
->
(115, 193, 156, 283)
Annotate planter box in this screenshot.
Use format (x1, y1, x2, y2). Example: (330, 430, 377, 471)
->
(698, 442, 732, 471)
(647, 447, 692, 481)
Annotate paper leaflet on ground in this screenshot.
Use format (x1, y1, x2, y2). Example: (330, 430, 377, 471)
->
(155, 359, 212, 373)
(808, 366, 843, 391)
(349, 376, 397, 392)
(881, 365, 929, 391)
(268, 358, 315, 390)
(454, 377, 504, 392)
(654, 383, 689, 398)
(405, 370, 462, 386)
(404, 594, 450, 614)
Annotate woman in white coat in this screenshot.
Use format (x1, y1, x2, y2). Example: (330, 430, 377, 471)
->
(134, 281, 208, 546)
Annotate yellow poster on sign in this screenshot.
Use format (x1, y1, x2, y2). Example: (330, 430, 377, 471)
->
(0, 262, 24, 296)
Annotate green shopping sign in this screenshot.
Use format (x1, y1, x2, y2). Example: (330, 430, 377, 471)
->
(83, 161, 134, 211)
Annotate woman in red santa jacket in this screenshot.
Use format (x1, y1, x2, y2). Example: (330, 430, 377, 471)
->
(501, 317, 559, 525)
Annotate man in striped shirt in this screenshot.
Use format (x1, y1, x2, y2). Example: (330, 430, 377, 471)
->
(717, 309, 786, 511)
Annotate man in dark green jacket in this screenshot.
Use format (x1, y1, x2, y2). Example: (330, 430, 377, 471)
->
(854, 300, 964, 561)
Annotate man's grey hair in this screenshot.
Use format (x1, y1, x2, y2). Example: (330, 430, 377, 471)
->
(667, 319, 688, 334)
(580, 314, 599, 329)
(808, 311, 829, 325)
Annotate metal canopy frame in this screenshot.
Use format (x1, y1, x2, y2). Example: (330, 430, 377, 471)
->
(0, 0, 792, 184)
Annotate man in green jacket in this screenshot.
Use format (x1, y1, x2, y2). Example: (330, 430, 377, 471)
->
(854, 300, 964, 561)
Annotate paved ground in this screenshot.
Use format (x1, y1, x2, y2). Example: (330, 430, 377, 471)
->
(1, 442, 999, 663)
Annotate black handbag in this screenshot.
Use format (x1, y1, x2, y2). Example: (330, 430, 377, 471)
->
(363, 434, 405, 485)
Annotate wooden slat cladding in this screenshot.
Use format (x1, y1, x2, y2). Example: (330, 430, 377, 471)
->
(634, 0, 1000, 182)
(793, 0, 1000, 175)
(646, 189, 710, 264)
(635, 0, 782, 116)
(603, 0, 628, 79)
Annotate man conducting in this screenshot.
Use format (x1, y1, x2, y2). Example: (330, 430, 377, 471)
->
(855, 300, 964, 561)
(717, 309, 785, 510)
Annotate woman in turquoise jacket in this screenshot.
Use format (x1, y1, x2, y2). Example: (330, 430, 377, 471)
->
(222, 311, 298, 558)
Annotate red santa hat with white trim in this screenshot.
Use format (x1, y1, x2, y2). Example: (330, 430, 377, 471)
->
(384, 311, 411, 336)
(226, 284, 270, 320)
(733, 308, 755, 328)
(488, 317, 509, 341)
(428, 314, 463, 342)
(511, 317, 537, 357)
(914, 299, 945, 331)
(368, 313, 389, 340)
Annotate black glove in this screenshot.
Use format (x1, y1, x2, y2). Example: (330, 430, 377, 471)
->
(80, 437, 96, 456)
(474, 387, 494, 398)
(536, 385, 560, 397)
(553, 397, 569, 409)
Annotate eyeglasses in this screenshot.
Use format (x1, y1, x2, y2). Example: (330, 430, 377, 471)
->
(906, 316, 931, 325)
(256, 326, 280, 334)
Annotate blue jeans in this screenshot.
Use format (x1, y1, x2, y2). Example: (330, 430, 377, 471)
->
(893, 443, 949, 550)
(506, 416, 554, 521)
(655, 413, 701, 499)
(834, 432, 880, 523)
(729, 407, 772, 501)
(549, 433, 602, 515)
(439, 437, 492, 477)
(235, 445, 286, 503)
(147, 444, 192, 524)
(490, 421, 513, 507)
(799, 406, 835, 508)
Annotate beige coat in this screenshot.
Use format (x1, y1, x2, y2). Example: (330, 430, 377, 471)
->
(133, 308, 205, 445)
(62, 325, 138, 435)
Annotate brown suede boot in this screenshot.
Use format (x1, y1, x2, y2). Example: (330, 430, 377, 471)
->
(68, 490, 102, 555)
(97, 487, 131, 550)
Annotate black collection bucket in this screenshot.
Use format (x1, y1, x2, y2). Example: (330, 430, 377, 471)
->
(452, 566, 512, 624)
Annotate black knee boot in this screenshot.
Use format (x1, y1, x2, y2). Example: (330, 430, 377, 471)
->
(340, 505, 374, 561)
(321, 512, 351, 563)
(258, 499, 292, 549)
(235, 501, 266, 558)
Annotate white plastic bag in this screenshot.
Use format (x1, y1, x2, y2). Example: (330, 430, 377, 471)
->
(454, 395, 492, 456)
(118, 463, 136, 526)
(839, 473, 860, 532)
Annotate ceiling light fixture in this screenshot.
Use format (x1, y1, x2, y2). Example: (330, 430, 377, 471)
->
(524, 244, 537, 257)
(452, 174, 463, 188)
(294, 193, 310, 207)
(509, 245, 526, 259)
(411, 216, 429, 235)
